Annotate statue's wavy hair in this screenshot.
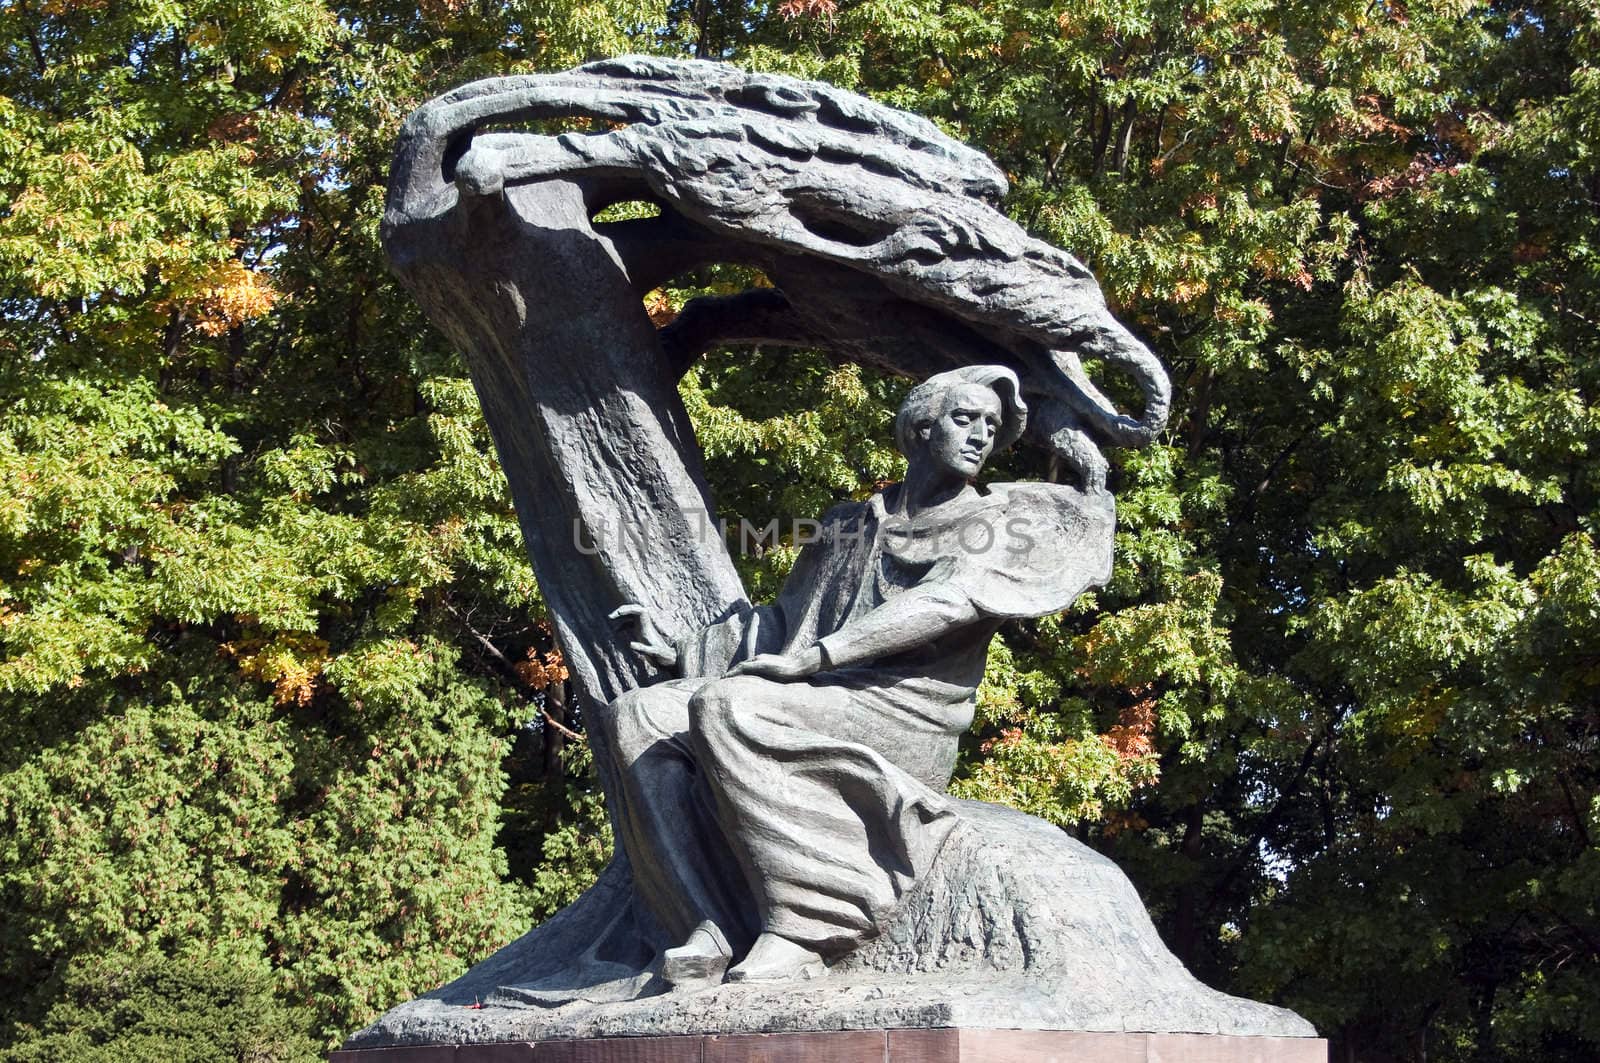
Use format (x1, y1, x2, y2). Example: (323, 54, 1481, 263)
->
(893, 365, 1029, 461)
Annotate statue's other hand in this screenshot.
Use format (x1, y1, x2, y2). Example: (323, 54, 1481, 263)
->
(724, 648, 823, 682)
(608, 603, 679, 669)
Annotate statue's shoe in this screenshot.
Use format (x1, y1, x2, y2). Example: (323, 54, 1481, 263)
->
(726, 933, 825, 983)
(661, 921, 731, 991)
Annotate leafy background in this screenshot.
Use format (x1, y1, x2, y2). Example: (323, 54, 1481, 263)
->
(1, 0, 1596, 1060)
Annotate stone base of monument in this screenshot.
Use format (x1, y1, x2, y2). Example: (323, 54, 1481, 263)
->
(331, 1029, 1326, 1061)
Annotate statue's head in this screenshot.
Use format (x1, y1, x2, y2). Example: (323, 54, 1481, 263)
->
(894, 366, 1028, 480)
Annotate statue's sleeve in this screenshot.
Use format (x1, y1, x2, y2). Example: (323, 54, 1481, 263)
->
(813, 485, 1118, 669)
(813, 581, 980, 670)
(949, 483, 1116, 620)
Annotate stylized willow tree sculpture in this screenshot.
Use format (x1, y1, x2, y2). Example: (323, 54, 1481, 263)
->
(384, 55, 1168, 709)
(380, 52, 1181, 1000)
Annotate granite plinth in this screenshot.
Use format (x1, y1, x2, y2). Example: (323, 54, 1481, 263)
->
(331, 1029, 1327, 1062)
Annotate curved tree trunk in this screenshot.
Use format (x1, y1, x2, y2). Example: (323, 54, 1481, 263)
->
(385, 180, 746, 713)
(385, 176, 748, 971)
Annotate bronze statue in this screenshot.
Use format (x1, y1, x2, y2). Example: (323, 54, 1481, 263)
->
(348, 54, 1318, 1051)
(602, 366, 1113, 989)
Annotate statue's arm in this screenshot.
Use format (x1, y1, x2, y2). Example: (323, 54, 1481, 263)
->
(813, 582, 981, 671)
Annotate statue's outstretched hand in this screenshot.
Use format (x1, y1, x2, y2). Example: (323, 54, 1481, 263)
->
(608, 604, 679, 669)
(724, 647, 824, 682)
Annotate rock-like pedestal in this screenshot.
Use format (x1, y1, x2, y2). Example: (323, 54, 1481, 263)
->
(342, 803, 1318, 1057)
(333, 1029, 1326, 1062)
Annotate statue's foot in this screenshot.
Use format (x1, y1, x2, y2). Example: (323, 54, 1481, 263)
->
(661, 921, 731, 991)
(726, 932, 826, 983)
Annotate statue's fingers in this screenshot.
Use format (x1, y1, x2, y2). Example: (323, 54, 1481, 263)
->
(608, 604, 643, 621)
(630, 641, 676, 666)
(631, 613, 668, 645)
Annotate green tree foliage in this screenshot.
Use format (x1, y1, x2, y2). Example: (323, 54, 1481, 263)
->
(1, 0, 1596, 1060)
(2, 953, 318, 1063)
(0, 0, 646, 1047)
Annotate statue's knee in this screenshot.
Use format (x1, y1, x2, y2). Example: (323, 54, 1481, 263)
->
(595, 687, 651, 761)
(687, 678, 739, 741)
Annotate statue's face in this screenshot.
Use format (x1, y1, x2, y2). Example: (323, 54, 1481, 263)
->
(920, 383, 1005, 480)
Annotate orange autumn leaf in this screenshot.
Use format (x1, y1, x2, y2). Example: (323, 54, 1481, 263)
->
(1103, 689, 1157, 762)
(184, 260, 280, 336)
(515, 648, 570, 691)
